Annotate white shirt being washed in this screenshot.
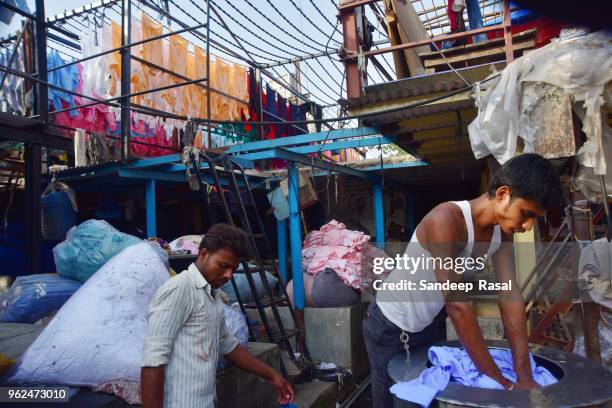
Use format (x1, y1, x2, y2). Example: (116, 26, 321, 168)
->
(140, 263, 238, 408)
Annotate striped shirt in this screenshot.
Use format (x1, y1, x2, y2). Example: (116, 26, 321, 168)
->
(141, 263, 238, 408)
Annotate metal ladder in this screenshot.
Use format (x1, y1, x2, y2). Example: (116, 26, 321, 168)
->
(189, 150, 311, 377)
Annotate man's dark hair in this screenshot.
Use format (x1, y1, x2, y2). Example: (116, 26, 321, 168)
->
(488, 153, 564, 210)
(199, 223, 250, 259)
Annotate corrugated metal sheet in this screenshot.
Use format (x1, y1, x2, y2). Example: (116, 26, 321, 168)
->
(348, 61, 505, 108)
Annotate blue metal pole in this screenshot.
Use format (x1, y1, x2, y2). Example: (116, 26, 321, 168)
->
(277, 219, 288, 283)
(288, 163, 304, 310)
(146, 180, 156, 238)
(406, 191, 415, 239)
(373, 181, 385, 249)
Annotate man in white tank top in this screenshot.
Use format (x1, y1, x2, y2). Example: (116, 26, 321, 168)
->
(363, 154, 564, 408)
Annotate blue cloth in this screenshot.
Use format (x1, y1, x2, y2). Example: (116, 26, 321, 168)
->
(466, 0, 487, 43)
(390, 346, 558, 407)
(47, 50, 79, 117)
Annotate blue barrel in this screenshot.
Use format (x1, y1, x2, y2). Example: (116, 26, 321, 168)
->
(41, 192, 76, 241)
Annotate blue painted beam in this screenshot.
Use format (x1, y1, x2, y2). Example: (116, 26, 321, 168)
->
(125, 154, 181, 169)
(277, 219, 288, 284)
(118, 169, 187, 182)
(126, 154, 255, 170)
(362, 160, 428, 171)
(222, 127, 380, 154)
(272, 148, 372, 181)
(288, 163, 304, 310)
(146, 180, 156, 238)
(373, 182, 385, 249)
(238, 135, 396, 160)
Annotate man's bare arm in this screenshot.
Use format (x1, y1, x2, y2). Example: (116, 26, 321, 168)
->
(141, 366, 165, 408)
(423, 207, 512, 388)
(493, 232, 537, 389)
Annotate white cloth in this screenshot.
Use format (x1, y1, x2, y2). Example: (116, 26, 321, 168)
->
(140, 263, 238, 408)
(468, 31, 612, 175)
(377, 201, 501, 333)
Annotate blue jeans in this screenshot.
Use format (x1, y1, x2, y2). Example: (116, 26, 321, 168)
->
(362, 302, 444, 408)
(466, 0, 487, 43)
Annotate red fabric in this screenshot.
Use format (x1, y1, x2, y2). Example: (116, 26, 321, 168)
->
(447, 1, 461, 32)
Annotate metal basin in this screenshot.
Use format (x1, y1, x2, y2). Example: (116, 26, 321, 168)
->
(388, 339, 612, 407)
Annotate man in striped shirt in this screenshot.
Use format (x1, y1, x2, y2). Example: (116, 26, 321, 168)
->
(140, 223, 294, 408)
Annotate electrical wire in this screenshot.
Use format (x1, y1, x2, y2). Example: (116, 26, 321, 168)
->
(302, 59, 343, 99)
(134, 0, 262, 64)
(305, 0, 343, 37)
(262, 0, 340, 49)
(136, 1, 337, 129)
(271, 66, 335, 107)
(287, 0, 343, 46)
(198, 0, 303, 59)
(277, 64, 337, 106)
(162, 0, 339, 113)
(314, 58, 345, 95)
(216, 0, 320, 56)
(168, 0, 284, 63)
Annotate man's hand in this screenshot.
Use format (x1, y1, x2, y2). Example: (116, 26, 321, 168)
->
(514, 376, 538, 390)
(224, 345, 295, 403)
(269, 372, 295, 404)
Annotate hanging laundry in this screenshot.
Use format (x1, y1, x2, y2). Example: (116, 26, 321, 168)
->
(193, 46, 209, 120)
(47, 49, 80, 116)
(0, 38, 27, 115)
(296, 103, 310, 134)
(141, 13, 163, 67)
(276, 95, 288, 137)
(309, 102, 323, 133)
(265, 84, 278, 140)
(228, 63, 248, 120)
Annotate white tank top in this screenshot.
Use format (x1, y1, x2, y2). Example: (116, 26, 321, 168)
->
(376, 201, 501, 333)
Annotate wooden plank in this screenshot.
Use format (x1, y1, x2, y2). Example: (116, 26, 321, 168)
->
(423, 39, 535, 69)
(418, 28, 536, 58)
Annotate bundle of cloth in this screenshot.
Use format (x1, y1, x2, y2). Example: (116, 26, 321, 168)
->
(287, 220, 392, 307)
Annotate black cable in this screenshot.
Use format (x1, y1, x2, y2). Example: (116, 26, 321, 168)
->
(271, 65, 336, 106)
(134, 0, 264, 64)
(142, 0, 333, 111)
(262, 0, 340, 49)
(169, 0, 284, 62)
(286, 0, 342, 45)
(47, 42, 78, 60)
(217, 0, 321, 56)
(302, 59, 343, 100)
(308, 0, 341, 32)
(239, 0, 327, 53)
(198, 0, 302, 59)
(278, 64, 337, 106)
(314, 58, 344, 93)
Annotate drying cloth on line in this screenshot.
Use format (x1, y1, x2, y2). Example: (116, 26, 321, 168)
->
(390, 346, 558, 407)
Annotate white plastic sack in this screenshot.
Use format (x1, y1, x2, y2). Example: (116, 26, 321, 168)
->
(218, 303, 249, 370)
(4, 242, 169, 386)
(469, 31, 612, 171)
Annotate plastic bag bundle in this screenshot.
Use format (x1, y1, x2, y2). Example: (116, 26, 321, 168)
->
(0, 274, 81, 323)
(53, 219, 141, 283)
(217, 303, 249, 370)
(4, 242, 169, 386)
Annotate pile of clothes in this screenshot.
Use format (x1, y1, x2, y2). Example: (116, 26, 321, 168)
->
(287, 220, 391, 307)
